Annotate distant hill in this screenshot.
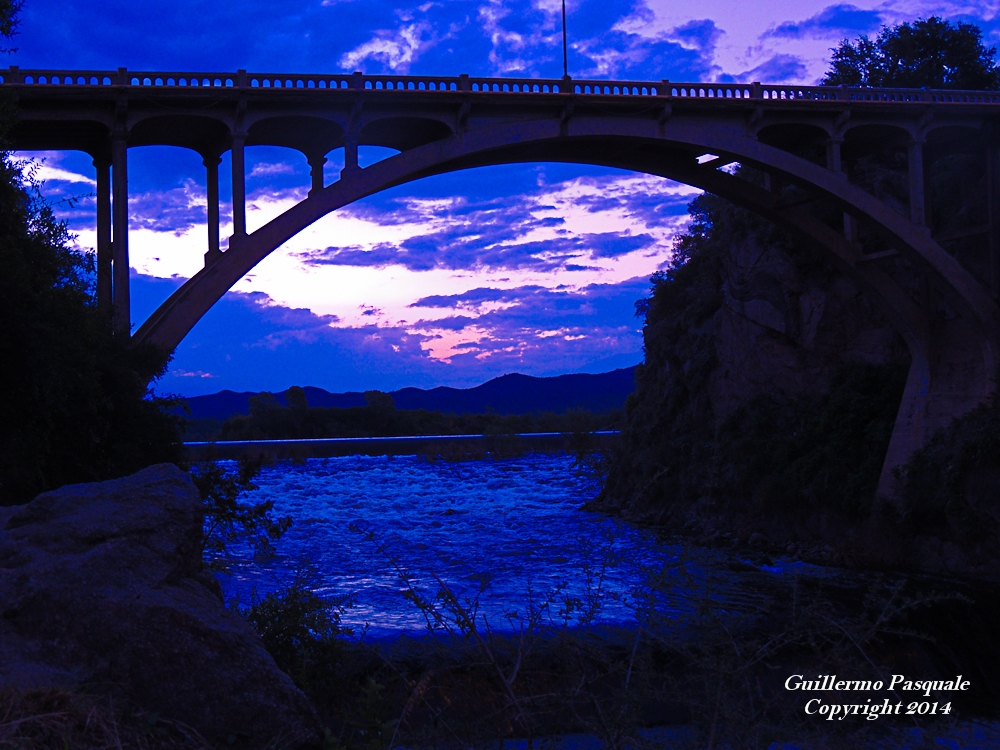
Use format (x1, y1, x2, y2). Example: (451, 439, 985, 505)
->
(181, 367, 638, 422)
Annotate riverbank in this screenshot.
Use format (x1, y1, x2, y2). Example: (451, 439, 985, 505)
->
(249, 555, 1000, 749)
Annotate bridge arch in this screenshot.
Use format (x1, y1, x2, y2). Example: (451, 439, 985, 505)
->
(133, 115, 999, 497)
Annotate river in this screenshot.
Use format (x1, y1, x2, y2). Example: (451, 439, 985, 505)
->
(218, 452, 838, 638)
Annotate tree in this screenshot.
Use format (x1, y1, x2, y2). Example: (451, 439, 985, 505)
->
(0, 6, 182, 504)
(823, 17, 1000, 90)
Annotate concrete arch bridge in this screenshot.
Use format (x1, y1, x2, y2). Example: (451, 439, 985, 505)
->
(5, 66, 1000, 497)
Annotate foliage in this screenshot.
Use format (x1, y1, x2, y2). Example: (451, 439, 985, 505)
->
(242, 580, 351, 695)
(898, 400, 1000, 540)
(189, 457, 291, 567)
(0, 0, 20, 53)
(716, 362, 908, 517)
(823, 16, 1000, 90)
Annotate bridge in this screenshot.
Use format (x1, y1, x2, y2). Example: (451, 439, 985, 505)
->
(5, 66, 1000, 498)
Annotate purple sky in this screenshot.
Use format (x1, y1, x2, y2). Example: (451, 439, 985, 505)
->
(12, 0, 999, 395)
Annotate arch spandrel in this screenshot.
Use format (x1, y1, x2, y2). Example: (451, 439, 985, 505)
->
(246, 115, 346, 156)
(8, 119, 111, 156)
(128, 114, 232, 156)
(360, 116, 454, 152)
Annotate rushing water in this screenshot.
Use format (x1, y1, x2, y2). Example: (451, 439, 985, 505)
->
(218, 452, 836, 638)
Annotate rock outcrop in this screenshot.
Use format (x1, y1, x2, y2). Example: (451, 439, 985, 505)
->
(596, 195, 910, 537)
(0, 464, 322, 749)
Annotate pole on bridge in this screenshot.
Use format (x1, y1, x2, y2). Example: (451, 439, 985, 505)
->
(111, 132, 130, 337)
(561, 0, 568, 79)
(204, 154, 221, 264)
(231, 133, 247, 238)
(93, 157, 112, 317)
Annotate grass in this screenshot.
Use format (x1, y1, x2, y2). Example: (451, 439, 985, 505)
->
(0, 688, 212, 750)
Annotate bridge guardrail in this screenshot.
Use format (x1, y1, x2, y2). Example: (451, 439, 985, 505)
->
(2, 67, 999, 104)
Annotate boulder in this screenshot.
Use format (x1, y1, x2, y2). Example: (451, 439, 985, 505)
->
(0, 464, 322, 749)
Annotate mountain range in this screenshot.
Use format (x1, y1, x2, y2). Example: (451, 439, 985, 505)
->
(181, 366, 638, 422)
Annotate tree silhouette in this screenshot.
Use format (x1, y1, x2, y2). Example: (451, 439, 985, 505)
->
(823, 17, 1000, 90)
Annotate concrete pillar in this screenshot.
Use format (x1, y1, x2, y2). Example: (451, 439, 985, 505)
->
(111, 132, 130, 337)
(825, 137, 843, 174)
(307, 152, 327, 193)
(204, 154, 221, 264)
(342, 133, 359, 176)
(93, 157, 112, 315)
(826, 137, 857, 242)
(908, 139, 927, 227)
(988, 143, 1000, 298)
(231, 133, 247, 237)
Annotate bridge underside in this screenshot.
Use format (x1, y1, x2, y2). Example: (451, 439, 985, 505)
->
(7, 71, 1000, 501)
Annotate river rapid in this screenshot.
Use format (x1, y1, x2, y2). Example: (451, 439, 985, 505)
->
(218, 452, 836, 638)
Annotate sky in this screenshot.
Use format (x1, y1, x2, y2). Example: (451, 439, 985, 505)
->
(11, 0, 1000, 396)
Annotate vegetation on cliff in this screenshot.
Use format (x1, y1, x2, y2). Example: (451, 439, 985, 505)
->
(599, 193, 908, 526)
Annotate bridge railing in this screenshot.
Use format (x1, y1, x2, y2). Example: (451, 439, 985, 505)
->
(3, 67, 1000, 104)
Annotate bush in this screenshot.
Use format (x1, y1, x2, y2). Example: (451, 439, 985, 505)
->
(189, 457, 291, 568)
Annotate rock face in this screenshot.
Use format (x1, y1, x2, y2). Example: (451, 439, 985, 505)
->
(0, 464, 322, 749)
(596, 196, 911, 537)
(702, 233, 904, 418)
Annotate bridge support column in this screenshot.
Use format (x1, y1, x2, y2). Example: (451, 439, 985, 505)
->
(204, 154, 222, 264)
(308, 153, 327, 193)
(231, 133, 247, 238)
(111, 132, 130, 337)
(343, 134, 359, 177)
(908, 139, 927, 227)
(988, 142, 1000, 298)
(93, 157, 112, 316)
(825, 137, 857, 242)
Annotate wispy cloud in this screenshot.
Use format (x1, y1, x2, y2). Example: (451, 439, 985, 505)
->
(339, 19, 439, 72)
(763, 4, 882, 40)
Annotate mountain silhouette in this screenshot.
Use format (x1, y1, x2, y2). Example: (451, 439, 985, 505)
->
(182, 366, 638, 422)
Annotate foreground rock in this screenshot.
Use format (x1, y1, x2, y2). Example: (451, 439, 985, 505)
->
(0, 464, 322, 749)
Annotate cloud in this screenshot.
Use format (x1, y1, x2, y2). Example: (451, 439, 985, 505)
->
(339, 19, 438, 72)
(764, 4, 882, 40)
(296, 170, 692, 275)
(133, 270, 646, 395)
(733, 54, 811, 83)
(127, 180, 218, 236)
(34, 164, 96, 186)
(249, 162, 298, 178)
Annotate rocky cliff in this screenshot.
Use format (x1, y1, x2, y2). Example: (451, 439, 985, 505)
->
(595, 194, 910, 541)
(0, 464, 322, 749)
(594, 189, 1000, 578)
